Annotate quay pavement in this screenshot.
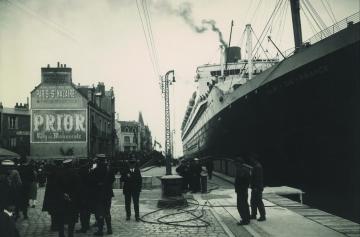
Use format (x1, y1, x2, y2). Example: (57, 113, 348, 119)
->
(15, 166, 359, 237)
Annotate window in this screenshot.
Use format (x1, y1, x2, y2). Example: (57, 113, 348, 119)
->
(124, 136, 130, 143)
(8, 116, 17, 129)
(10, 137, 16, 148)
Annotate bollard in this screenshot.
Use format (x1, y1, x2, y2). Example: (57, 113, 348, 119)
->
(200, 173, 208, 193)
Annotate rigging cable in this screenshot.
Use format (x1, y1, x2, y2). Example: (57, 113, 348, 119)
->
(252, 0, 285, 59)
(325, 0, 338, 24)
(300, 0, 324, 33)
(250, 0, 264, 27)
(300, 4, 318, 37)
(320, 0, 336, 25)
(251, 0, 283, 58)
(135, 0, 159, 78)
(5, 0, 77, 42)
(142, 0, 161, 76)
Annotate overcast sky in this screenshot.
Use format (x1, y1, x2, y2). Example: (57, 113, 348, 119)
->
(0, 0, 359, 157)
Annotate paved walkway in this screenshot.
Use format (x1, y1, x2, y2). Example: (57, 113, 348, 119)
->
(14, 166, 356, 237)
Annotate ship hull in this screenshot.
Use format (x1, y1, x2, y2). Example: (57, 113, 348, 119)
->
(182, 24, 360, 222)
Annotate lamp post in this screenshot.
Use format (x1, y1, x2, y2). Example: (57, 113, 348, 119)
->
(162, 70, 175, 175)
(157, 70, 187, 208)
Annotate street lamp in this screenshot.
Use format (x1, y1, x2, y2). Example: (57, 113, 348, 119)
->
(158, 70, 187, 208)
(162, 70, 175, 175)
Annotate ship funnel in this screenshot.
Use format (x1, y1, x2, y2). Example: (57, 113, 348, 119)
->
(226, 46, 241, 63)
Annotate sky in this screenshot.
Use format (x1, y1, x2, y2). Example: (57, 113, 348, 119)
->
(0, 0, 359, 157)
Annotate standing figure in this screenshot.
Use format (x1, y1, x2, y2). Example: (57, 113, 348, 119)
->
(121, 159, 142, 221)
(92, 154, 115, 236)
(42, 160, 62, 231)
(205, 159, 214, 180)
(176, 160, 190, 192)
(247, 153, 266, 221)
(75, 161, 92, 234)
(54, 159, 81, 237)
(234, 157, 251, 225)
(8, 161, 24, 221)
(28, 161, 38, 208)
(189, 158, 202, 193)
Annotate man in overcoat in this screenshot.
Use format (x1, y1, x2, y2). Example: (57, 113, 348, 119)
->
(121, 158, 142, 221)
(92, 154, 115, 236)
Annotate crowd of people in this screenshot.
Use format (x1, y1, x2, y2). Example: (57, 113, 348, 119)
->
(1, 153, 266, 236)
(175, 158, 205, 193)
(0, 154, 143, 237)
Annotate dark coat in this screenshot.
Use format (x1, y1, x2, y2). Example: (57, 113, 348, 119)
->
(42, 166, 61, 214)
(205, 160, 214, 172)
(0, 211, 20, 237)
(189, 163, 202, 177)
(78, 165, 92, 208)
(0, 173, 12, 210)
(235, 165, 251, 193)
(53, 167, 81, 223)
(92, 164, 115, 202)
(121, 167, 142, 194)
(251, 162, 264, 191)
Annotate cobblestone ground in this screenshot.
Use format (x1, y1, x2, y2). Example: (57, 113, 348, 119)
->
(15, 187, 230, 237)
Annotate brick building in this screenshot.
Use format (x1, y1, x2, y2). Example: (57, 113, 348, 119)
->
(0, 102, 30, 158)
(30, 62, 115, 159)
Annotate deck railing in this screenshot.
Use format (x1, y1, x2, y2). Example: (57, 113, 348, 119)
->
(283, 12, 360, 57)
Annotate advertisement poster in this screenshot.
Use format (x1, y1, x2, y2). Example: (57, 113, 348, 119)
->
(31, 109, 87, 143)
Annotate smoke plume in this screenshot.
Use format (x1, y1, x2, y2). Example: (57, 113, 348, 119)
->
(152, 0, 227, 47)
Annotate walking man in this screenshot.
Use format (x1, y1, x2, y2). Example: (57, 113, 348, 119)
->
(234, 157, 251, 225)
(121, 158, 142, 221)
(247, 153, 266, 221)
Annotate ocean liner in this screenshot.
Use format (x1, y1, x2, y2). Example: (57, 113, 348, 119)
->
(181, 0, 360, 221)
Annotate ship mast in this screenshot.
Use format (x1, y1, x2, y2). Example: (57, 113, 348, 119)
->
(290, 0, 303, 51)
(246, 24, 252, 80)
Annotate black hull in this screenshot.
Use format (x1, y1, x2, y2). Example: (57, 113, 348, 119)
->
(182, 24, 360, 222)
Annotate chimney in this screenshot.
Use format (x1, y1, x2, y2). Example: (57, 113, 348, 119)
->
(64, 64, 66, 68)
(47, 64, 50, 68)
(27, 97, 29, 106)
(0, 102, 3, 109)
(15, 102, 19, 108)
(57, 62, 60, 68)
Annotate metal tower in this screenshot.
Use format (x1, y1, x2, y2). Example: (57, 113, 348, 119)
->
(161, 70, 175, 175)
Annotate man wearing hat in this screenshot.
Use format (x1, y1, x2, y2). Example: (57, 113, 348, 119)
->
(121, 157, 142, 221)
(234, 157, 251, 225)
(92, 154, 115, 236)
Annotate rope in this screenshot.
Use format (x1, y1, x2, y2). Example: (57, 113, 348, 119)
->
(140, 197, 211, 227)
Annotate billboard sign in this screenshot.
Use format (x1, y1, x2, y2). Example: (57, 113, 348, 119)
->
(31, 109, 87, 143)
(31, 85, 86, 109)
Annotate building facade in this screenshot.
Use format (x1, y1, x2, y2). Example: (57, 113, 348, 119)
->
(30, 62, 115, 159)
(0, 102, 30, 158)
(116, 112, 153, 153)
